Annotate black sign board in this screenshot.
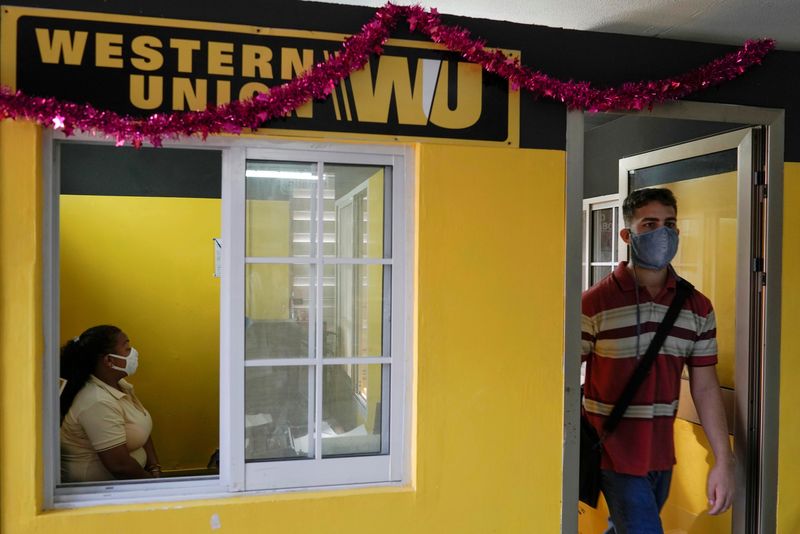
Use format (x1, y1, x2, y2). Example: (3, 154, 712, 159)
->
(3, 7, 519, 145)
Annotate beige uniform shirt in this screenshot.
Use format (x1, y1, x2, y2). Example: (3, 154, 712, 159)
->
(60, 375, 152, 482)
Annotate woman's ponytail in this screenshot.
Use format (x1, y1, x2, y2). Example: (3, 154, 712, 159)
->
(60, 325, 121, 422)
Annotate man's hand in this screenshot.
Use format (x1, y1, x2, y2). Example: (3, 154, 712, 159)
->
(707, 457, 735, 515)
(688, 365, 736, 515)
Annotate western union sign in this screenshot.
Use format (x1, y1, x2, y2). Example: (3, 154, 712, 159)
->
(1, 7, 520, 145)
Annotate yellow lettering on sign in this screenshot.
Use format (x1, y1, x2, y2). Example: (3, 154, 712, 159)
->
(242, 45, 273, 78)
(216, 79, 231, 106)
(239, 82, 269, 101)
(173, 77, 207, 110)
(34, 28, 88, 65)
(349, 56, 427, 125)
(429, 61, 482, 129)
(280, 48, 314, 79)
(129, 74, 163, 109)
(169, 38, 201, 73)
(208, 41, 234, 76)
(95, 33, 123, 68)
(131, 35, 164, 71)
(281, 48, 314, 118)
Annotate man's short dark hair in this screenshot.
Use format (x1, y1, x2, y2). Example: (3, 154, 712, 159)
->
(622, 188, 678, 226)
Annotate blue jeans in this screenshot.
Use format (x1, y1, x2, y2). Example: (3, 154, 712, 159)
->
(600, 469, 672, 534)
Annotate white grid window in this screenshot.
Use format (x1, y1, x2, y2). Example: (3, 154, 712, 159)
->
(224, 147, 410, 492)
(582, 195, 621, 290)
(46, 137, 412, 506)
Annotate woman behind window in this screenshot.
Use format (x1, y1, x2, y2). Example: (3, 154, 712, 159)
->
(60, 325, 161, 482)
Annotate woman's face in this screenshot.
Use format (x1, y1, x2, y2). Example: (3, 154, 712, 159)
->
(109, 331, 131, 360)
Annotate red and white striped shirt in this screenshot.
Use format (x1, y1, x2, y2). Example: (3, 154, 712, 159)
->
(581, 261, 717, 476)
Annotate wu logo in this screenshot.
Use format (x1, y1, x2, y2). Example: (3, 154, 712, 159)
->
(341, 55, 483, 129)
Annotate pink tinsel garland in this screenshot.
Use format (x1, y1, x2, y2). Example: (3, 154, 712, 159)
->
(0, 3, 775, 147)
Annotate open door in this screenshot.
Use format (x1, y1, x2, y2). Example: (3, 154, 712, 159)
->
(618, 127, 767, 533)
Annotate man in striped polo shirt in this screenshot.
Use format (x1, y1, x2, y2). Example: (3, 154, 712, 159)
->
(582, 188, 734, 533)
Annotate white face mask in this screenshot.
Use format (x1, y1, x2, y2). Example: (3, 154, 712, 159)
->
(109, 347, 139, 376)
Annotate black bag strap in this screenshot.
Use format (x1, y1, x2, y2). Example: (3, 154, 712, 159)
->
(600, 278, 694, 437)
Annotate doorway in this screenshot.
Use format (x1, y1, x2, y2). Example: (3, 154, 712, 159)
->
(564, 102, 784, 534)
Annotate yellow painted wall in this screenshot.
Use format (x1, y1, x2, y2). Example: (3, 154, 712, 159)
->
(414, 144, 565, 532)
(60, 194, 221, 471)
(0, 120, 43, 532)
(0, 121, 567, 533)
(777, 162, 800, 533)
(3, 120, 800, 534)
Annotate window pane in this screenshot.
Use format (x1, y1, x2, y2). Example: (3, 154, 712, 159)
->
(59, 144, 221, 482)
(246, 161, 318, 258)
(245, 366, 314, 461)
(246, 264, 312, 359)
(323, 264, 387, 358)
(324, 164, 389, 258)
(322, 365, 385, 457)
(592, 265, 613, 284)
(592, 208, 615, 262)
(630, 149, 737, 190)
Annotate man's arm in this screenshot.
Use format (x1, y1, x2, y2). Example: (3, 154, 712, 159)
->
(688, 365, 735, 515)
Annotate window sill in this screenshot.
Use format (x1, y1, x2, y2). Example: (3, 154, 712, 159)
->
(51, 478, 411, 509)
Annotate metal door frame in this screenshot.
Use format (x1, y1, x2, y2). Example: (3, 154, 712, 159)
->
(563, 101, 784, 534)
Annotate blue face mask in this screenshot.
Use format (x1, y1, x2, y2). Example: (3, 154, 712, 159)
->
(629, 226, 679, 270)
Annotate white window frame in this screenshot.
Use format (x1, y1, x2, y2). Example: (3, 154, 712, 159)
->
(42, 131, 414, 507)
(582, 194, 622, 290)
(228, 146, 409, 491)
